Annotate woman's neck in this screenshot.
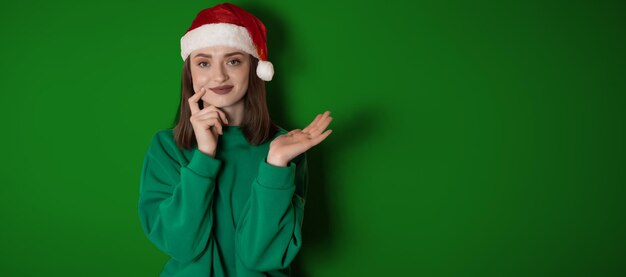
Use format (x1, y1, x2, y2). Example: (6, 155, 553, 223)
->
(220, 100, 245, 126)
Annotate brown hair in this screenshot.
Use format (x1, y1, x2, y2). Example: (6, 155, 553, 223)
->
(172, 55, 278, 148)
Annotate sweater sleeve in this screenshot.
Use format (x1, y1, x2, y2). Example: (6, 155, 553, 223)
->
(235, 152, 308, 271)
(138, 131, 222, 263)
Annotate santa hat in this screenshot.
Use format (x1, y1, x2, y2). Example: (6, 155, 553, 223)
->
(180, 3, 274, 81)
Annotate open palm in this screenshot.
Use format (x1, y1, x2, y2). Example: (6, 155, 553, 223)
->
(267, 111, 333, 167)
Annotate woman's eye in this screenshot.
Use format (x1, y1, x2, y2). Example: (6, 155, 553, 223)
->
(198, 61, 209, 68)
(227, 59, 241, 65)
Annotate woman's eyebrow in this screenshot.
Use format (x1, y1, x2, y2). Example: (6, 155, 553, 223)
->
(224, 51, 244, 57)
(193, 52, 244, 58)
(194, 53, 211, 58)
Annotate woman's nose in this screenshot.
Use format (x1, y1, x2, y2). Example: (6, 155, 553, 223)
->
(212, 64, 228, 82)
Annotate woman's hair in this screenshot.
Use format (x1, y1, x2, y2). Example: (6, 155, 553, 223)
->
(173, 55, 278, 148)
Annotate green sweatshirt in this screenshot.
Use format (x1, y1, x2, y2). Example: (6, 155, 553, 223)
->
(138, 126, 307, 276)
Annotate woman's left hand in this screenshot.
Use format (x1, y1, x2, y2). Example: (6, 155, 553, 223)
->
(267, 111, 333, 167)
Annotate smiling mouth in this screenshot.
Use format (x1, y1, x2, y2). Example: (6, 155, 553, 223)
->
(210, 85, 234, 95)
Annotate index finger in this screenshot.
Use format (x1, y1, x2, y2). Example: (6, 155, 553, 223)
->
(188, 87, 206, 114)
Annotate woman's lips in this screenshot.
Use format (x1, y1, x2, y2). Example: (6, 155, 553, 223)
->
(210, 85, 234, 95)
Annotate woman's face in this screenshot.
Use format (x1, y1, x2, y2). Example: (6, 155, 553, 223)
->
(189, 46, 250, 108)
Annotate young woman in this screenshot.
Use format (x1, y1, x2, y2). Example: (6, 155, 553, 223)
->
(138, 3, 332, 276)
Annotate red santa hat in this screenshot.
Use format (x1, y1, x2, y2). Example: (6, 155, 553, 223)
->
(180, 3, 274, 81)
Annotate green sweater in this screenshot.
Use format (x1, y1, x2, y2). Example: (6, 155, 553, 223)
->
(138, 126, 307, 276)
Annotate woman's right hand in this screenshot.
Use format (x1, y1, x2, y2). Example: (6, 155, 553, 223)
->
(188, 87, 229, 157)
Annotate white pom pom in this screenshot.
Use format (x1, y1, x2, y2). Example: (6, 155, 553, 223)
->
(256, 60, 274, 81)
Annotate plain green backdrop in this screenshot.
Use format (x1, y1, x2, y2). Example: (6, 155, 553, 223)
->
(1, 0, 624, 276)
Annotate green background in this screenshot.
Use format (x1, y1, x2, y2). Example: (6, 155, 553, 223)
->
(1, 0, 624, 276)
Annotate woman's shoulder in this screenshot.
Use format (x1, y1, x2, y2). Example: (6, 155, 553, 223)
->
(148, 128, 175, 145)
(152, 128, 175, 140)
(145, 128, 181, 157)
